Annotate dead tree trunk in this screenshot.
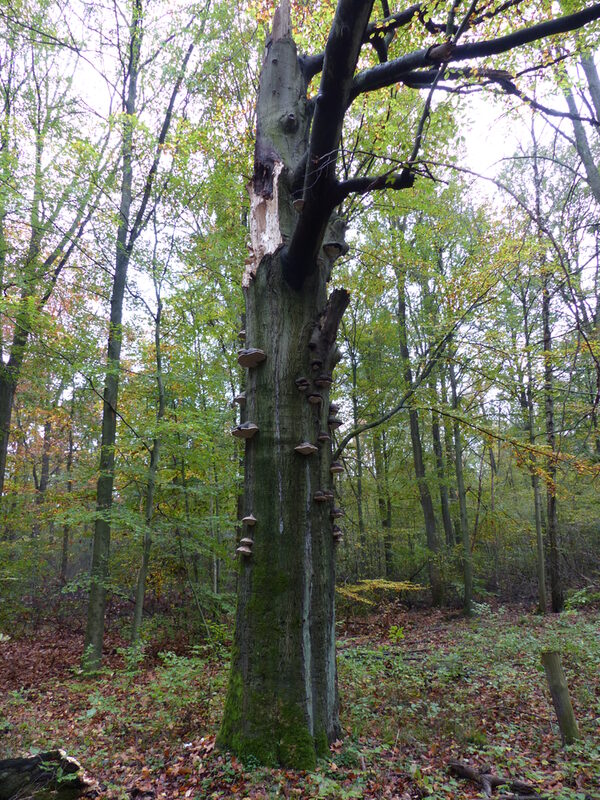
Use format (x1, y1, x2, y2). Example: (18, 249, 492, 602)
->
(217, 0, 600, 770)
(218, 8, 350, 766)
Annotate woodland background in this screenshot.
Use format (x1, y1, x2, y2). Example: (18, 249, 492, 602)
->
(0, 0, 598, 624)
(0, 0, 599, 795)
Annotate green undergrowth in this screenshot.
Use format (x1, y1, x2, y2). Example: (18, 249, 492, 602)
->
(1, 606, 599, 798)
(337, 607, 600, 798)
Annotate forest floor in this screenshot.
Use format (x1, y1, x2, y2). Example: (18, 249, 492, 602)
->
(1, 602, 599, 800)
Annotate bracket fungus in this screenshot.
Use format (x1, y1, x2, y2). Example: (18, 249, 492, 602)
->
(295, 377, 310, 392)
(310, 358, 322, 372)
(329, 403, 339, 414)
(323, 489, 334, 500)
(328, 416, 342, 429)
(332, 526, 343, 542)
(233, 392, 246, 406)
(307, 393, 323, 405)
(295, 442, 318, 455)
(313, 490, 327, 503)
(238, 329, 246, 341)
(237, 348, 266, 368)
(323, 241, 345, 260)
(241, 514, 257, 526)
(231, 421, 259, 439)
(330, 461, 344, 474)
(315, 374, 333, 388)
(236, 545, 253, 556)
(239, 537, 254, 547)
(330, 507, 343, 519)
(317, 430, 331, 443)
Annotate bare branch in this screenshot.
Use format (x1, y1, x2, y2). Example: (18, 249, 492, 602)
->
(352, 4, 600, 100)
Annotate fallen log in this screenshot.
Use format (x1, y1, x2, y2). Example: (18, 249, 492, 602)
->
(0, 749, 96, 799)
(449, 760, 546, 799)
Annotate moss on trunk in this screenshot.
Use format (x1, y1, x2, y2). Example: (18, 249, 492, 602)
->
(219, 253, 342, 768)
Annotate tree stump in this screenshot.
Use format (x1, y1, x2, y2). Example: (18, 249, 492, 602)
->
(0, 750, 95, 799)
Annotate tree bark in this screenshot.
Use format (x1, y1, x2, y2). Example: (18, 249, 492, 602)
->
(516, 288, 547, 613)
(448, 360, 472, 616)
(83, 2, 192, 670)
(541, 650, 580, 745)
(219, 254, 346, 767)
(219, 15, 349, 767)
(542, 277, 563, 613)
(0, 320, 30, 497)
(431, 383, 453, 548)
(531, 130, 563, 614)
(397, 272, 442, 605)
(83, 0, 142, 672)
(32, 418, 51, 539)
(132, 288, 166, 643)
(350, 353, 367, 560)
(60, 393, 75, 584)
(374, 429, 393, 578)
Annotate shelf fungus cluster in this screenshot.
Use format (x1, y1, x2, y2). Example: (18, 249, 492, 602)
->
(237, 348, 266, 368)
(231, 341, 266, 439)
(236, 537, 254, 557)
(231, 290, 349, 564)
(295, 441, 318, 455)
(231, 421, 259, 439)
(236, 515, 256, 557)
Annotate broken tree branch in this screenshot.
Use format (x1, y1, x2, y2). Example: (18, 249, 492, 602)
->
(449, 760, 545, 799)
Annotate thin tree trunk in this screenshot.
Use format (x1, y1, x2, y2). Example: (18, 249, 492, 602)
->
(60, 394, 75, 584)
(132, 289, 166, 644)
(212, 461, 221, 595)
(397, 273, 442, 605)
(83, 3, 192, 670)
(542, 278, 563, 612)
(374, 429, 393, 578)
(518, 290, 547, 612)
(83, 2, 143, 671)
(430, 378, 453, 548)
(32, 419, 51, 538)
(448, 361, 472, 616)
(0, 319, 30, 497)
(489, 445, 499, 589)
(350, 355, 366, 563)
(530, 132, 563, 614)
(440, 367, 457, 545)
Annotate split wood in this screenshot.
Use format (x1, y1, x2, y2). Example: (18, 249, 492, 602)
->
(449, 760, 546, 799)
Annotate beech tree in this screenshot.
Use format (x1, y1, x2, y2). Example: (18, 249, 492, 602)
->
(218, 0, 600, 768)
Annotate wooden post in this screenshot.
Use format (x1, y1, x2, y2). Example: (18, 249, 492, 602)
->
(541, 650, 580, 745)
